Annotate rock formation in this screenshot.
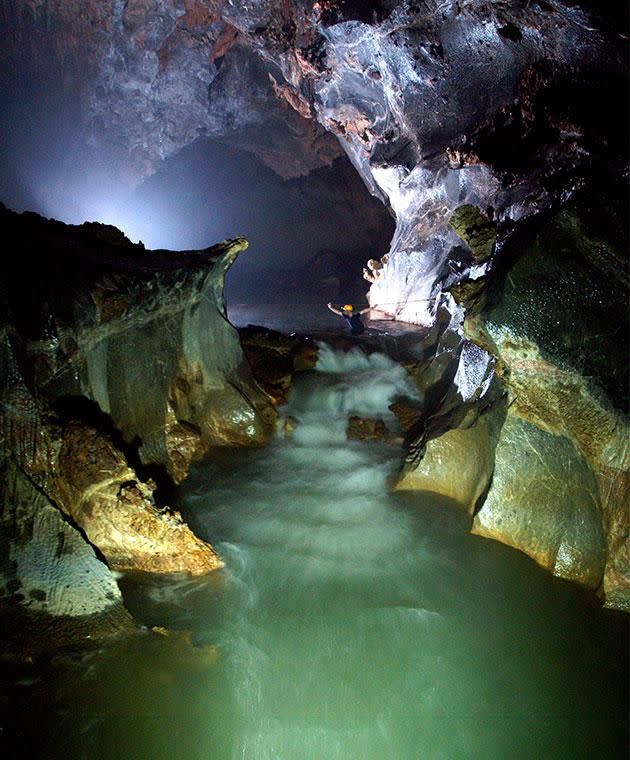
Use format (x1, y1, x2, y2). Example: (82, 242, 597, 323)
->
(0, 459, 133, 631)
(238, 325, 319, 404)
(465, 195, 629, 609)
(398, 192, 629, 609)
(0, 204, 276, 635)
(0, 1, 627, 614)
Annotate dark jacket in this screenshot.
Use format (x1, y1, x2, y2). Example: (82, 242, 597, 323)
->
(344, 313, 365, 335)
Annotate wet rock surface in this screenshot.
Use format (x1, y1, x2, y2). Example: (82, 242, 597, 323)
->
(381, 196, 629, 609)
(238, 325, 319, 404)
(223, 1, 626, 324)
(396, 402, 504, 513)
(472, 413, 607, 589)
(0, 205, 279, 638)
(0, 459, 131, 623)
(463, 196, 629, 608)
(1, 204, 275, 481)
(52, 420, 223, 574)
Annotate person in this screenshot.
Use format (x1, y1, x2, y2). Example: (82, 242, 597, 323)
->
(326, 302, 372, 335)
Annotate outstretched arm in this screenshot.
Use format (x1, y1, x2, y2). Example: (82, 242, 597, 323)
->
(357, 305, 374, 315)
(327, 302, 343, 316)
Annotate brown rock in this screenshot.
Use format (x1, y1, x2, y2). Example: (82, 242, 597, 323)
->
(449, 277, 488, 314)
(163, 405, 203, 483)
(395, 406, 503, 513)
(9, 414, 223, 577)
(281, 415, 297, 438)
(472, 413, 606, 589)
(346, 416, 400, 445)
(469, 324, 629, 606)
(389, 402, 423, 434)
(449, 205, 496, 263)
(239, 327, 318, 405)
(0, 461, 133, 626)
(52, 420, 223, 575)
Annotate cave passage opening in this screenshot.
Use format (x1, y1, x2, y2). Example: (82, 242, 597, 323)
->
(0, 44, 395, 316)
(0, 35, 395, 315)
(127, 138, 396, 311)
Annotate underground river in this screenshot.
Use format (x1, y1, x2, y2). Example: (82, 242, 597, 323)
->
(4, 344, 628, 759)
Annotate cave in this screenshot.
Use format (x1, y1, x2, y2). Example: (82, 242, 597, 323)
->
(0, 1, 628, 757)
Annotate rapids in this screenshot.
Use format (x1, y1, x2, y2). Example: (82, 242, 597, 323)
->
(4, 344, 627, 759)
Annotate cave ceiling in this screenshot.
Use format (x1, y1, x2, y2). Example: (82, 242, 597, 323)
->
(0, 0, 627, 307)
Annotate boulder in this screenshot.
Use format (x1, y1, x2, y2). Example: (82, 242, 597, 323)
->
(0, 460, 132, 629)
(472, 413, 606, 589)
(396, 405, 504, 513)
(238, 325, 318, 405)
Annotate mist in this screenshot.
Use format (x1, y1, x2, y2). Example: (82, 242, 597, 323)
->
(0, 48, 393, 306)
(102, 343, 624, 760)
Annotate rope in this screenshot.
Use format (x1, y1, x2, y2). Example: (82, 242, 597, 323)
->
(229, 298, 443, 308)
(364, 298, 440, 306)
(229, 297, 449, 324)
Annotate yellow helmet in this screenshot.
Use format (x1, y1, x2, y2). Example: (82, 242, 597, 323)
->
(342, 304, 353, 311)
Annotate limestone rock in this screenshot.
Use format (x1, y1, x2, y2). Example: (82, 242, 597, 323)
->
(599, 455, 630, 611)
(396, 406, 504, 514)
(0, 208, 263, 611)
(281, 415, 297, 439)
(477, 335, 630, 607)
(205, 43, 341, 179)
(0, 384, 225, 576)
(472, 414, 606, 589)
(238, 326, 318, 405)
(0, 460, 131, 627)
(1, 206, 276, 482)
(49, 421, 223, 575)
(346, 416, 400, 445)
(465, 197, 630, 609)
(463, 198, 629, 609)
(471, 202, 629, 411)
(449, 205, 496, 263)
(448, 277, 488, 314)
(389, 402, 423, 436)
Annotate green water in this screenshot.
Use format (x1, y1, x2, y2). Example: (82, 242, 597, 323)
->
(3, 346, 628, 759)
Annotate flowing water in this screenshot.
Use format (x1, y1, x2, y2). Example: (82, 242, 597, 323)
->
(4, 344, 628, 759)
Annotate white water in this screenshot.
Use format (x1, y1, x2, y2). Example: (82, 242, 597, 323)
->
(172, 344, 624, 759)
(192, 345, 428, 758)
(11, 344, 627, 759)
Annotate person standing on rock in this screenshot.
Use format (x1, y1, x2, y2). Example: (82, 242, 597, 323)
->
(326, 302, 372, 336)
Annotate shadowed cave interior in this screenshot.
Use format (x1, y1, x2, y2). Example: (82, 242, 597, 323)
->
(0, 1, 628, 758)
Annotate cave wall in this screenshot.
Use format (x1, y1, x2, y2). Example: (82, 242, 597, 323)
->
(0, 1, 627, 614)
(465, 196, 629, 609)
(1, 2, 625, 315)
(1, 205, 275, 477)
(0, 204, 277, 629)
(397, 194, 629, 609)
